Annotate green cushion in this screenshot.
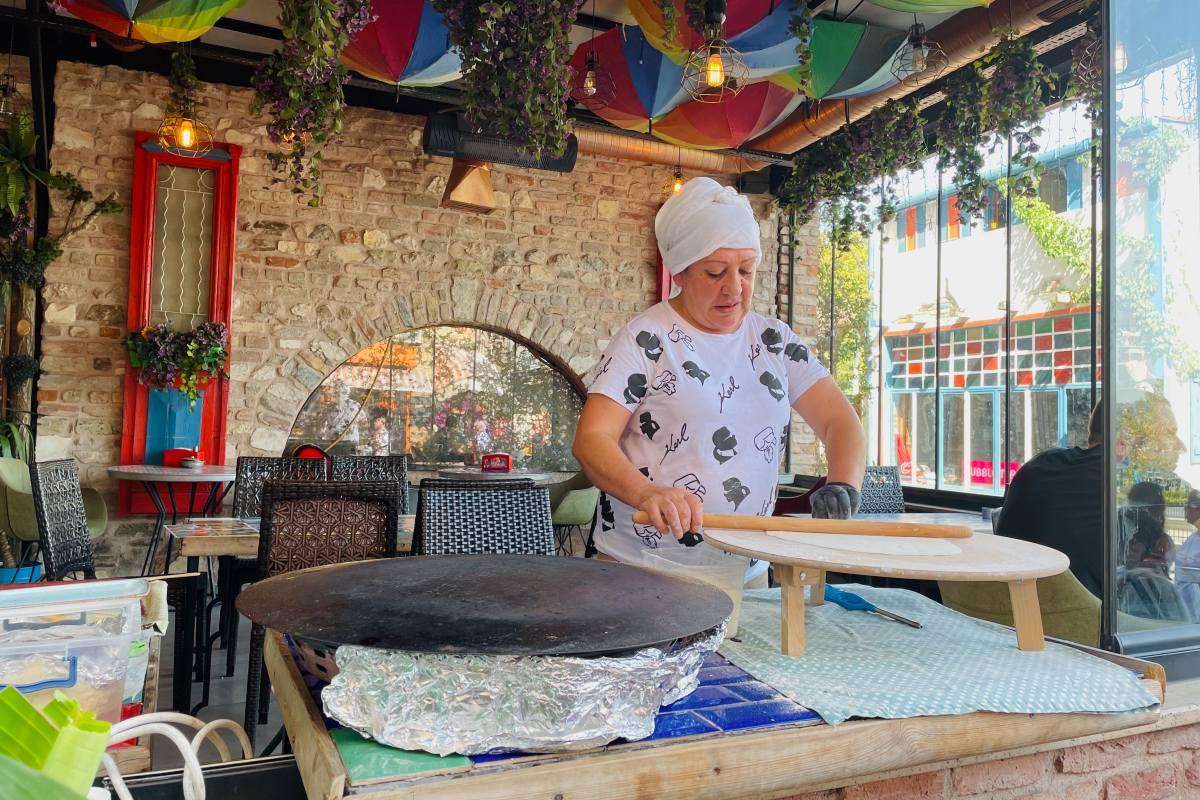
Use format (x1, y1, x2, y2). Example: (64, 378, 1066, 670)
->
(552, 487, 599, 527)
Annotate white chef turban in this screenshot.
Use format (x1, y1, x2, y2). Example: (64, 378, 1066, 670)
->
(655, 177, 761, 296)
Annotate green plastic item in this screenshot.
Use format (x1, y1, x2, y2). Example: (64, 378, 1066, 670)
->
(0, 753, 84, 800)
(0, 686, 111, 797)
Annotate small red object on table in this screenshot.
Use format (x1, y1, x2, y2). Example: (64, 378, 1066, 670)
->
(480, 453, 513, 473)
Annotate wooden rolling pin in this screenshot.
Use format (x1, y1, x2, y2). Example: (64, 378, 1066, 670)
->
(631, 511, 973, 539)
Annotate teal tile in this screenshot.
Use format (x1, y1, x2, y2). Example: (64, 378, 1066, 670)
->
(332, 728, 470, 783)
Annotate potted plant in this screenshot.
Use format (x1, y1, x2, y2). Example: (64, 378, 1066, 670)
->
(0, 420, 39, 584)
(124, 321, 229, 411)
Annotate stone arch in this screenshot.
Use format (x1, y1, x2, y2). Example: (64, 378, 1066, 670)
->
(241, 284, 596, 456)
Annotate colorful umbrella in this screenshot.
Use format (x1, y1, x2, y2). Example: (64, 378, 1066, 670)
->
(341, 0, 460, 87)
(770, 19, 907, 99)
(51, 0, 246, 43)
(568, 26, 689, 133)
(626, 0, 790, 64)
(650, 80, 804, 149)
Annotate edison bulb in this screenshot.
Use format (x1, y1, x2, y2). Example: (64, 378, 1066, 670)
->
(911, 44, 928, 74)
(176, 118, 196, 149)
(672, 174, 684, 193)
(704, 49, 725, 88)
(582, 69, 598, 98)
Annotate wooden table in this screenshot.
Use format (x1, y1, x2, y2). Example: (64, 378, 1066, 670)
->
(108, 464, 238, 575)
(707, 516, 1069, 656)
(263, 630, 1162, 800)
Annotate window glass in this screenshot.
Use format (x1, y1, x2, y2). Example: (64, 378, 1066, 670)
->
(1038, 167, 1069, 213)
(286, 326, 583, 471)
(942, 393, 965, 489)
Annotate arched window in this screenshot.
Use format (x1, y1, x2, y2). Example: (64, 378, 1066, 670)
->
(286, 326, 583, 471)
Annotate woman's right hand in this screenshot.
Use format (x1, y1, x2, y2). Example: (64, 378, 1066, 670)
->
(636, 484, 704, 540)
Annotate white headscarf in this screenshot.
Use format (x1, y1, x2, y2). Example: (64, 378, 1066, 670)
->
(654, 177, 761, 297)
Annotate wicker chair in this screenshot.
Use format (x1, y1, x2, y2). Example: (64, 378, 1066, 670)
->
(243, 479, 402, 746)
(329, 455, 408, 513)
(858, 466, 905, 514)
(29, 459, 97, 581)
(215, 456, 329, 680)
(414, 478, 553, 557)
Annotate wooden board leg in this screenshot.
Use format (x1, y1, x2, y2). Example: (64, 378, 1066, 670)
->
(1007, 578, 1045, 652)
(808, 570, 826, 606)
(776, 564, 806, 657)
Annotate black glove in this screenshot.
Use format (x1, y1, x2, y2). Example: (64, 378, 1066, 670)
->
(810, 482, 861, 520)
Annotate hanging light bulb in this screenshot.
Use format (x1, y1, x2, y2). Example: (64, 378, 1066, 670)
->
(672, 166, 684, 193)
(0, 73, 30, 125)
(682, 1, 748, 103)
(704, 47, 725, 88)
(175, 118, 196, 149)
(568, 0, 614, 108)
(581, 65, 598, 97)
(890, 21, 948, 87)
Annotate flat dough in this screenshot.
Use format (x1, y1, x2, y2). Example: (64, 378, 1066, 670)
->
(764, 531, 962, 557)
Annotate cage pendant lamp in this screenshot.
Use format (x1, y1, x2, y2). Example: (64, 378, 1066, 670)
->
(569, 0, 615, 108)
(890, 21, 948, 87)
(681, 0, 748, 103)
(0, 73, 29, 124)
(157, 50, 214, 157)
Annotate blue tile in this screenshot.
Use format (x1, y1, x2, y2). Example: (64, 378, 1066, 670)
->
(647, 711, 720, 741)
(725, 681, 780, 702)
(698, 665, 753, 686)
(696, 699, 822, 732)
(470, 750, 533, 764)
(702, 652, 730, 668)
(661, 685, 743, 712)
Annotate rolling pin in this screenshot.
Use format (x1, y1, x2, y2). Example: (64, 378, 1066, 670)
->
(631, 511, 973, 540)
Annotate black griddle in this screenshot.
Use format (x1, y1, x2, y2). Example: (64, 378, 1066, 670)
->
(235, 554, 732, 657)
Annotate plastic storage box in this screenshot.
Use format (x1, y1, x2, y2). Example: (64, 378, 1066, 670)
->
(0, 578, 147, 723)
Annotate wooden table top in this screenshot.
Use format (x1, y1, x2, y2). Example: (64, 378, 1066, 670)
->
(165, 515, 415, 558)
(705, 523, 1068, 582)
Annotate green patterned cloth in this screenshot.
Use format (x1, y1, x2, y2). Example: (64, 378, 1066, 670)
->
(719, 587, 1159, 725)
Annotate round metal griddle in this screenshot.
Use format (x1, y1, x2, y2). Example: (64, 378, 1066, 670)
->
(236, 554, 733, 657)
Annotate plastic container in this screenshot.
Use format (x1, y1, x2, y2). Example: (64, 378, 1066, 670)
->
(0, 578, 146, 723)
(641, 546, 748, 637)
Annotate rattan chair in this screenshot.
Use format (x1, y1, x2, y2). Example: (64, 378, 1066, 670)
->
(215, 456, 329, 680)
(330, 455, 408, 513)
(858, 465, 905, 514)
(414, 478, 553, 557)
(29, 459, 97, 581)
(243, 479, 402, 746)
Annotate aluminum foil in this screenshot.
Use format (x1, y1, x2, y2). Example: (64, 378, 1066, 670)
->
(321, 624, 724, 756)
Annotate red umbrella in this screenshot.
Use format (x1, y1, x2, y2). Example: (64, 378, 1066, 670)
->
(650, 80, 803, 149)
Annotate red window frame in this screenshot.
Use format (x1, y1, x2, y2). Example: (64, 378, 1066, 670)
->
(117, 132, 241, 514)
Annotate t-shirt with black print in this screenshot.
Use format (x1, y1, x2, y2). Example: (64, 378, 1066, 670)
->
(586, 301, 830, 571)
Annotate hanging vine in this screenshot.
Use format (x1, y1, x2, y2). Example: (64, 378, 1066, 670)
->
(983, 30, 1055, 198)
(251, 0, 373, 206)
(433, 0, 584, 161)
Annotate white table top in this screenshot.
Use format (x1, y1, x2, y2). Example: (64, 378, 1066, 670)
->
(709, 513, 1068, 582)
(436, 467, 556, 484)
(108, 464, 237, 482)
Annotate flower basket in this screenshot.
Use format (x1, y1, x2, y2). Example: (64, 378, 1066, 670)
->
(125, 323, 229, 411)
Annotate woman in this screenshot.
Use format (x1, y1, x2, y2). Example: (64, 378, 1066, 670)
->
(572, 178, 866, 578)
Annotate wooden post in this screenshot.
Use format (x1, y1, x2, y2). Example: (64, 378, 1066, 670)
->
(1007, 578, 1046, 652)
(776, 564, 807, 656)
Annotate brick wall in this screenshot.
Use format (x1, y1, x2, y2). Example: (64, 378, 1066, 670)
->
(37, 61, 827, 574)
(781, 722, 1200, 800)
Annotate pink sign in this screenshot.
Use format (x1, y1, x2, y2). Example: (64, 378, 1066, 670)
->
(970, 460, 1022, 486)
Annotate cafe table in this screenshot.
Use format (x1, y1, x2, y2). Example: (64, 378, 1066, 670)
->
(108, 464, 238, 576)
(163, 515, 415, 714)
(435, 466, 556, 484)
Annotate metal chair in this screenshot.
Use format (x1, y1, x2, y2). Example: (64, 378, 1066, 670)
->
(244, 479, 402, 746)
(414, 478, 552, 556)
(329, 455, 408, 513)
(29, 459, 97, 581)
(858, 466, 905, 514)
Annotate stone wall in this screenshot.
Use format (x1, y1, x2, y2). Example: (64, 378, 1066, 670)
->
(36, 61, 828, 574)
(780, 721, 1200, 800)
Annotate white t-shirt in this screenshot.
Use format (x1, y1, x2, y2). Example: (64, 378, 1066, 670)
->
(1175, 531, 1200, 622)
(586, 302, 829, 568)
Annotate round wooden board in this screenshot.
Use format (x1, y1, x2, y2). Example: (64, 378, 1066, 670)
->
(704, 528, 1069, 581)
